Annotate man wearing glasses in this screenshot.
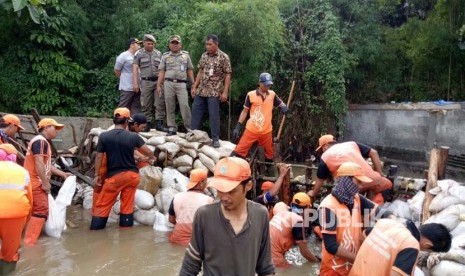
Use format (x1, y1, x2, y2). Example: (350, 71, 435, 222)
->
(157, 35, 194, 135)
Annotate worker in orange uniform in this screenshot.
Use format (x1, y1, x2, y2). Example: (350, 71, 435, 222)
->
(92, 113, 150, 215)
(253, 163, 291, 218)
(0, 144, 32, 274)
(0, 114, 25, 144)
(91, 108, 156, 230)
(23, 118, 71, 246)
(349, 218, 451, 276)
(318, 162, 379, 276)
(269, 193, 319, 268)
(231, 73, 290, 162)
(309, 134, 392, 205)
(168, 169, 213, 245)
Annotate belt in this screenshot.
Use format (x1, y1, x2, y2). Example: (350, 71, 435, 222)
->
(142, 76, 158, 81)
(165, 78, 187, 83)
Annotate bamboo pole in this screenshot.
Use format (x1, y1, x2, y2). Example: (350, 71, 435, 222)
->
(438, 146, 450, 180)
(276, 80, 296, 141)
(422, 148, 439, 223)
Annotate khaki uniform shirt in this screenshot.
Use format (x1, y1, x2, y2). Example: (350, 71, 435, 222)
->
(196, 49, 231, 97)
(158, 51, 194, 80)
(133, 48, 162, 78)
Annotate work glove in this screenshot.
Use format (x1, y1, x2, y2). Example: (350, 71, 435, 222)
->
(232, 122, 242, 142)
(280, 105, 291, 116)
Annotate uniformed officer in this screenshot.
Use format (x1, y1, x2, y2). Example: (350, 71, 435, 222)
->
(157, 35, 195, 135)
(133, 34, 167, 132)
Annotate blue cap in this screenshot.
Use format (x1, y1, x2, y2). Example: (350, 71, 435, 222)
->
(259, 73, 273, 86)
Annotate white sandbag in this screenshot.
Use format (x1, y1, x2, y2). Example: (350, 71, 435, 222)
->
(157, 187, 178, 214)
(153, 210, 173, 232)
(154, 192, 162, 211)
(193, 159, 209, 171)
(135, 189, 155, 210)
(89, 127, 105, 136)
(199, 153, 215, 172)
(200, 145, 220, 163)
(181, 148, 198, 159)
(215, 147, 233, 159)
(173, 154, 194, 167)
(451, 222, 465, 238)
(450, 186, 465, 202)
(186, 130, 211, 143)
(431, 260, 465, 276)
(452, 234, 465, 250)
(425, 204, 465, 231)
(408, 191, 425, 222)
(157, 142, 181, 158)
(138, 132, 157, 139)
(45, 194, 66, 238)
(414, 267, 425, 276)
(147, 136, 166, 146)
(56, 176, 77, 206)
(92, 136, 99, 148)
(134, 208, 158, 226)
(177, 166, 193, 174)
(386, 200, 412, 220)
(219, 140, 236, 151)
(112, 200, 121, 215)
(429, 193, 462, 213)
(165, 135, 185, 144)
(161, 167, 189, 192)
(413, 179, 426, 191)
(138, 166, 163, 195)
(437, 179, 461, 195)
(177, 139, 201, 150)
(83, 193, 93, 210)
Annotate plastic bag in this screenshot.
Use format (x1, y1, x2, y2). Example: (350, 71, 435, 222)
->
(138, 166, 163, 196)
(134, 208, 158, 226)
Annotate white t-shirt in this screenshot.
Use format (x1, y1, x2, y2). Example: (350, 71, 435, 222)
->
(114, 50, 135, 91)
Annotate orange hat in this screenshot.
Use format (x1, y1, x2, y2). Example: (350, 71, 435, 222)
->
(316, 134, 335, 152)
(337, 162, 373, 183)
(114, 107, 131, 119)
(0, 144, 17, 155)
(2, 114, 24, 131)
(292, 192, 311, 207)
(273, 202, 289, 214)
(187, 169, 208, 190)
(261, 181, 274, 192)
(208, 157, 251, 193)
(38, 118, 64, 130)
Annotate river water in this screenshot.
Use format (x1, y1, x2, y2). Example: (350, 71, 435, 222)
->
(13, 205, 321, 276)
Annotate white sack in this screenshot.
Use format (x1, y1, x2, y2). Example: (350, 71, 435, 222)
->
(193, 159, 209, 171)
(44, 195, 66, 238)
(425, 204, 465, 231)
(200, 145, 220, 163)
(157, 187, 178, 214)
(157, 142, 181, 158)
(431, 260, 465, 276)
(135, 189, 155, 210)
(185, 130, 211, 144)
(386, 200, 412, 220)
(177, 139, 201, 150)
(449, 186, 465, 202)
(451, 222, 465, 238)
(173, 155, 193, 167)
(134, 208, 158, 226)
(147, 136, 166, 146)
(161, 167, 189, 192)
(181, 148, 198, 159)
(153, 210, 173, 232)
(408, 191, 425, 222)
(199, 153, 215, 173)
(177, 166, 193, 174)
(429, 193, 462, 213)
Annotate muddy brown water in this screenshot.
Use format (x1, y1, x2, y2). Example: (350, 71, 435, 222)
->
(13, 205, 321, 276)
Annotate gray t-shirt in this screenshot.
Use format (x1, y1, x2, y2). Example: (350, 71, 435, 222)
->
(114, 50, 135, 91)
(180, 201, 275, 276)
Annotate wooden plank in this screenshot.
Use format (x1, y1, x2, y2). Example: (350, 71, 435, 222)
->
(65, 166, 94, 186)
(438, 146, 449, 180)
(422, 148, 439, 223)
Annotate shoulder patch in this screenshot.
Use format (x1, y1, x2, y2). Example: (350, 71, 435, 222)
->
(181, 50, 189, 54)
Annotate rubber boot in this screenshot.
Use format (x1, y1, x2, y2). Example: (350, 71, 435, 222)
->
(23, 216, 45, 246)
(119, 213, 134, 227)
(0, 260, 17, 275)
(155, 120, 168, 132)
(90, 216, 108, 230)
(144, 121, 153, 132)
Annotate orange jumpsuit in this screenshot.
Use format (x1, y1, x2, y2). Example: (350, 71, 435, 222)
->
(0, 162, 32, 262)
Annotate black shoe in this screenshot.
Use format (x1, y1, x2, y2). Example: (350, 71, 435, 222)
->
(212, 140, 220, 148)
(167, 127, 177, 136)
(90, 216, 108, 230)
(155, 120, 168, 132)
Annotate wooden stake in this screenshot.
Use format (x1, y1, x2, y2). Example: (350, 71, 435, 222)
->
(438, 146, 450, 180)
(422, 148, 439, 223)
(276, 80, 296, 141)
(278, 166, 291, 206)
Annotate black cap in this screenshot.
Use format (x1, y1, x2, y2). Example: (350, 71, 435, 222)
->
(129, 113, 147, 124)
(127, 37, 141, 47)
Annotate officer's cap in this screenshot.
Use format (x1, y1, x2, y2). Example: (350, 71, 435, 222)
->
(143, 34, 156, 43)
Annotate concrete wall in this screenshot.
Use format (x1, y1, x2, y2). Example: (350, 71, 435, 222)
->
(343, 103, 465, 158)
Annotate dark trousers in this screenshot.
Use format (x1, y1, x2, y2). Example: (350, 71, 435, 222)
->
(118, 90, 141, 116)
(191, 95, 220, 141)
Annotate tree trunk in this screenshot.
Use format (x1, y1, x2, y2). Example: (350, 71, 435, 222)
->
(422, 148, 439, 223)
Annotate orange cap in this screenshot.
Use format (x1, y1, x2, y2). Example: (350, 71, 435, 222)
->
(38, 118, 64, 130)
(273, 202, 289, 214)
(261, 181, 274, 192)
(114, 107, 131, 119)
(292, 192, 311, 207)
(208, 157, 251, 193)
(0, 144, 17, 155)
(187, 169, 208, 190)
(337, 162, 373, 183)
(2, 114, 25, 131)
(316, 134, 335, 152)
